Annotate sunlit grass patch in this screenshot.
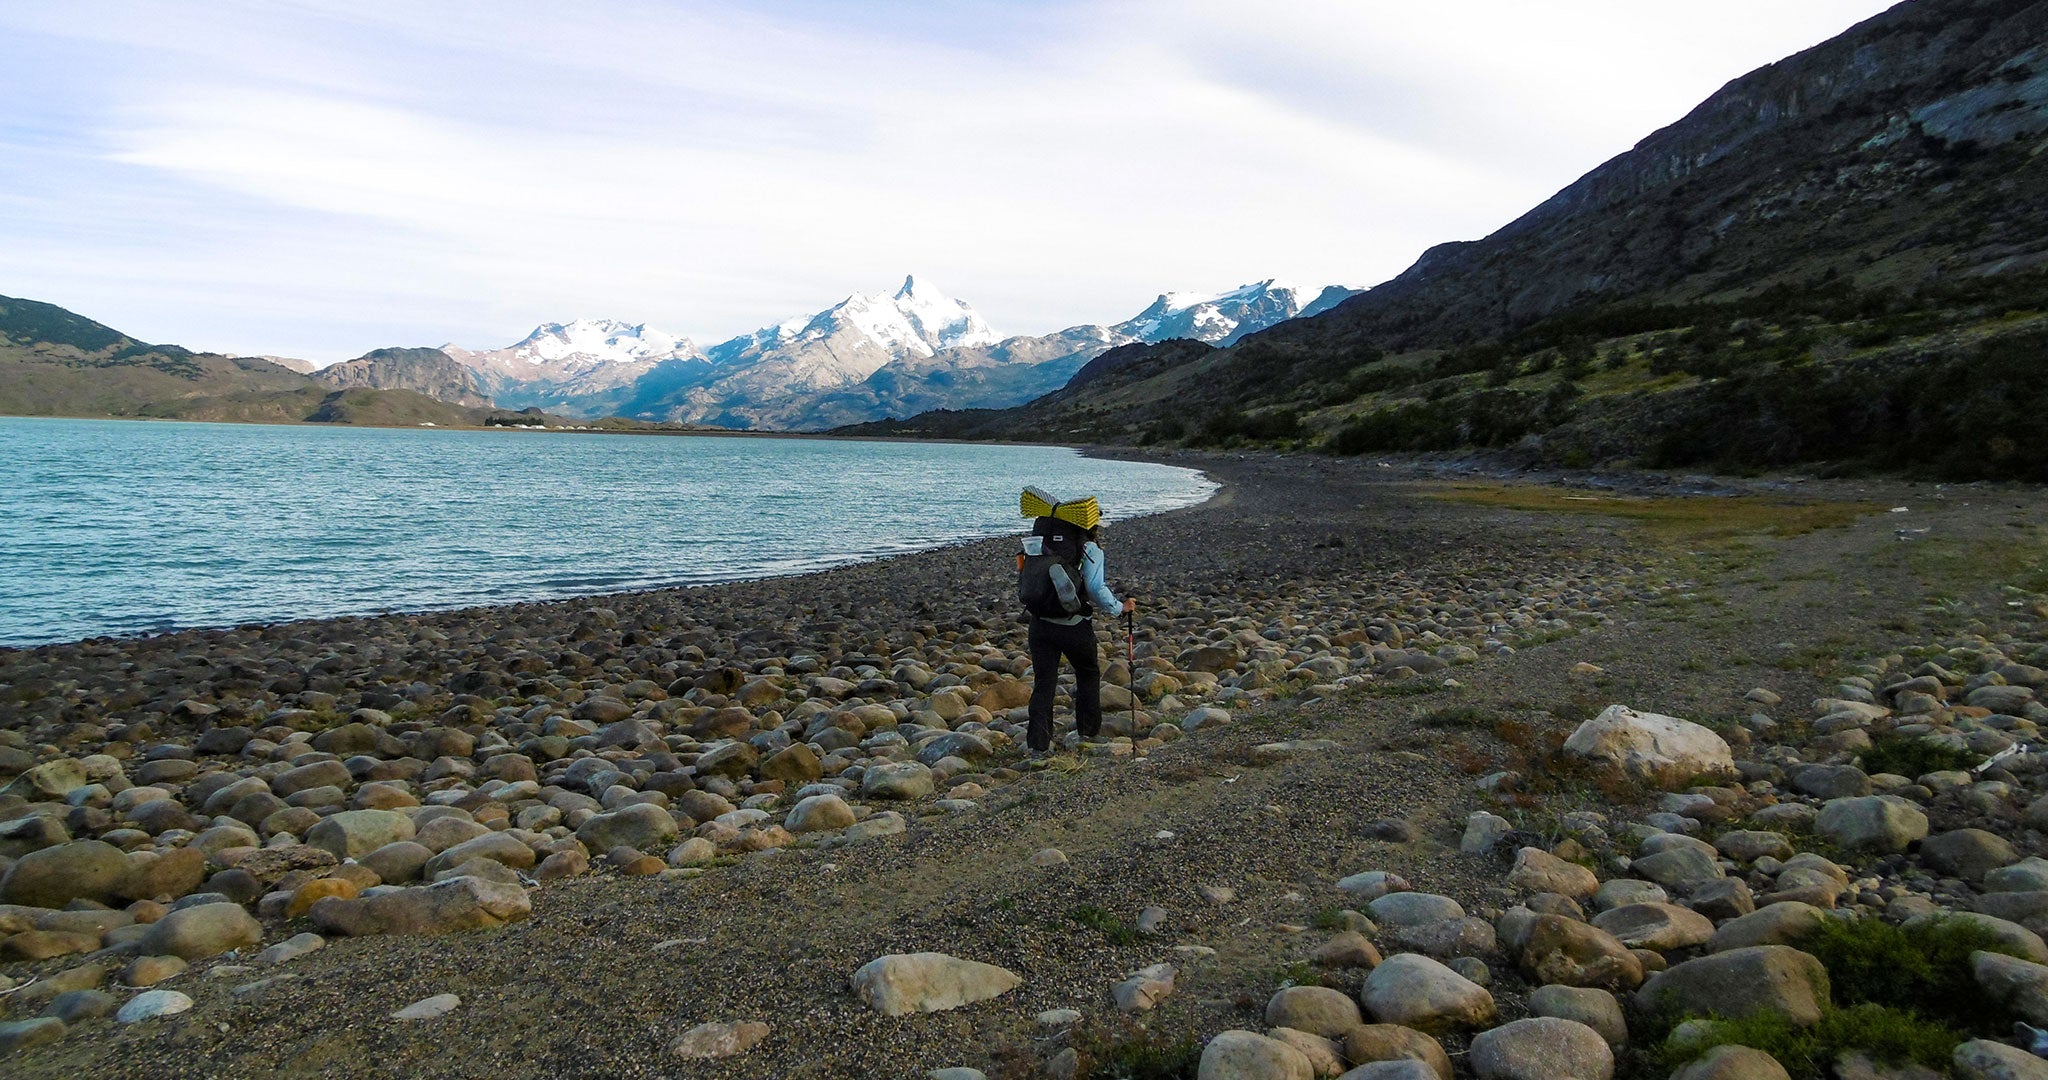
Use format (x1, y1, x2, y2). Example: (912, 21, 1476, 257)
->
(1903, 528, 2048, 598)
(1423, 483, 1880, 546)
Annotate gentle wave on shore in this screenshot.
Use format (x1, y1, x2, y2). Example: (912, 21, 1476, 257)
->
(0, 417, 1214, 647)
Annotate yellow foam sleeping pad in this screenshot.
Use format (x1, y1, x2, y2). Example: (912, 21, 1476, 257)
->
(1020, 486, 1099, 530)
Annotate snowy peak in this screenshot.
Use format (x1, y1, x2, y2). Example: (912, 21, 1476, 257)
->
(509, 318, 699, 368)
(787, 275, 1000, 360)
(444, 317, 703, 399)
(1115, 278, 1325, 346)
(892, 275, 1001, 351)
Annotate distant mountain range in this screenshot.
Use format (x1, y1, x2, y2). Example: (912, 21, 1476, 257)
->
(0, 276, 1357, 431)
(443, 275, 1358, 430)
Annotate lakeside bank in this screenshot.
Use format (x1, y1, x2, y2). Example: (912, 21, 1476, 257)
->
(4, 454, 2046, 1078)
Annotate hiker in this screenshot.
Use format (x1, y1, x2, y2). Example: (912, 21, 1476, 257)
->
(1018, 493, 1136, 753)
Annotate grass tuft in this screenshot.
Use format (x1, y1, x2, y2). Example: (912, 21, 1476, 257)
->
(1068, 905, 1143, 947)
(1425, 484, 1879, 548)
(1793, 914, 2028, 1030)
(1661, 1004, 1964, 1080)
(1310, 905, 1350, 931)
(1415, 705, 1497, 729)
(1070, 1019, 1202, 1080)
(1857, 732, 1981, 778)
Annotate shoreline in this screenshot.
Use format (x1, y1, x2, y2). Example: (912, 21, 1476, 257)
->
(0, 409, 1084, 446)
(0, 434, 1214, 655)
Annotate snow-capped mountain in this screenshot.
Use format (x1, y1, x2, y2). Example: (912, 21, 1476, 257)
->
(1114, 279, 1318, 346)
(431, 274, 1356, 429)
(696, 275, 1001, 392)
(448, 318, 700, 388)
(613, 276, 1005, 426)
(622, 277, 1358, 430)
(444, 318, 704, 414)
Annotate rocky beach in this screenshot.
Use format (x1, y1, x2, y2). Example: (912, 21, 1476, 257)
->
(3, 450, 2047, 1080)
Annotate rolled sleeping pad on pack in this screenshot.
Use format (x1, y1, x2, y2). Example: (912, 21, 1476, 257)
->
(1019, 486, 1099, 530)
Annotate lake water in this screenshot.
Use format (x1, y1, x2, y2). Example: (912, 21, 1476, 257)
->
(0, 418, 1214, 648)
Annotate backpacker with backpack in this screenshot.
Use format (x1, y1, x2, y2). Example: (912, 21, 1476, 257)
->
(1019, 515, 1090, 619)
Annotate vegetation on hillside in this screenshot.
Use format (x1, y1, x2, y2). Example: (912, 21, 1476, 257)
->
(1313, 270, 2048, 481)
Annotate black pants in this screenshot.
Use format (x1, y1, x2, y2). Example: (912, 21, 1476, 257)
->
(1027, 617, 1102, 750)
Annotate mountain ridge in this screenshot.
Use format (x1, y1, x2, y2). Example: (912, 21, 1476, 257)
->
(314, 347, 492, 408)
(842, 0, 2048, 483)
(451, 276, 1356, 430)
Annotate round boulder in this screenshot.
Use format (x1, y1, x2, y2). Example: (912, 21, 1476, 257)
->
(1921, 829, 2021, 883)
(138, 901, 263, 960)
(861, 762, 936, 800)
(1636, 946, 1829, 1027)
(1343, 1024, 1451, 1080)
(1507, 848, 1599, 900)
(1359, 953, 1496, 1033)
(785, 794, 856, 834)
(1813, 795, 1929, 854)
(1264, 985, 1362, 1037)
(1671, 1045, 1792, 1080)
(1469, 1017, 1614, 1080)
(306, 809, 416, 860)
(1590, 903, 1715, 952)
(574, 803, 680, 854)
(1528, 985, 1627, 1047)
(1520, 915, 1644, 990)
(848, 952, 1020, 1015)
(1, 840, 131, 908)
(1197, 1030, 1314, 1080)
(1368, 892, 1463, 928)
(1561, 705, 1733, 784)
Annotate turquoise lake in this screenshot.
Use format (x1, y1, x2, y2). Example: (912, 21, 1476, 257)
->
(0, 418, 1214, 648)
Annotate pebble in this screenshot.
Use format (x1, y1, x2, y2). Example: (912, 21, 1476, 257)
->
(115, 990, 194, 1023)
(0, 1018, 67, 1054)
(1112, 963, 1176, 1012)
(391, 993, 461, 1021)
(669, 1019, 771, 1058)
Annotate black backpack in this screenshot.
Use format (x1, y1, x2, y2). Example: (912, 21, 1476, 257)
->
(1018, 516, 1091, 619)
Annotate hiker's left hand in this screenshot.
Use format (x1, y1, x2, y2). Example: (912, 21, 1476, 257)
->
(1122, 598, 1137, 615)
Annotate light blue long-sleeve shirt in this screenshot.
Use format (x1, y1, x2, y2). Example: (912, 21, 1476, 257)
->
(1042, 541, 1120, 625)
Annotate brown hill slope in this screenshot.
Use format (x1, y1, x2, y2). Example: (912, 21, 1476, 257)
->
(0, 295, 496, 426)
(314, 347, 492, 408)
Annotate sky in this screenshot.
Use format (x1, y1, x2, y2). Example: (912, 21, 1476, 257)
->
(0, 0, 1902, 362)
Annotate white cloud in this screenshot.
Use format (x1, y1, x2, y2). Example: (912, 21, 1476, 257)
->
(0, 0, 1900, 359)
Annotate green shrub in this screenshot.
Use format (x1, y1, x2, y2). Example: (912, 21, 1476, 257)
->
(1067, 905, 1142, 946)
(1310, 905, 1350, 930)
(1189, 406, 1303, 446)
(1793, 913, 2027, 1029)
(1416, 705, 1497, 729)
(1072, 1020, 1202, 1080)
(1857, 732, 1981, 778)
(1663, 1004, 1964, 1080)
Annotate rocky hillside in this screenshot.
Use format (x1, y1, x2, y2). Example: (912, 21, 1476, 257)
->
(312, 348, 491, 409)
(851, 0, 2048, 481)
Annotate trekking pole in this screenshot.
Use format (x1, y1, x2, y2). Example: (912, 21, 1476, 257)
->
(1126, 607, 1138, 732)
